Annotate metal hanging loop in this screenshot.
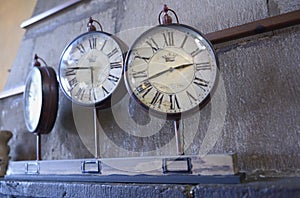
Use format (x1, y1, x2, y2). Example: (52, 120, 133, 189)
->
(158, 4, 179, 25)
(34, 54, 48, 67)
(87, 17, 103, 32)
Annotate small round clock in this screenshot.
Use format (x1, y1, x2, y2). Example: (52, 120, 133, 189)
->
(24, 55, 59, 134)
(58, 17, 127, 108)
(124, 6, 219, 119)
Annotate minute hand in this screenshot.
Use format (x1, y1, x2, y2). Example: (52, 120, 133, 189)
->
(145, 63, 193, 81)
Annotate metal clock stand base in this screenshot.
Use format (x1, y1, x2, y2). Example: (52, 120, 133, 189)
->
(5, 153, 244, 184)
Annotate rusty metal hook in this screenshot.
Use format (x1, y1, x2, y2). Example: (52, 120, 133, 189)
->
(87, 17, 103, 32)
(158, 4, 179, 25)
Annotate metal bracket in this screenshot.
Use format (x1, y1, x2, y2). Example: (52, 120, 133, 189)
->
(162, 157, 192, 174)
(25, 162, 40, 174)
(81, 160, 101, 174)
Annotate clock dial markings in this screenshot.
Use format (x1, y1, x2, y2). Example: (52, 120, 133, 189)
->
(136, 80, 152, 94)
(186, 91, 198, 105)
(76, 43, 86, 54)
(195, 62, 211, 71)
(146, 38, 159, 53)
(101, 39, 107, 50)
(101, 85, 110, 96)
(107, 74, 119, 85)
(180, 35, 188, 48)
(169, 94, 180, 110)
(163, 31, 174, 46)
(69, 77, 78, 88)
(75, 87, 85, 100)
(110, 61, 122, 69)
(150, 90, 164, 109)
(64, 68, 76, 76)
(134, 55, 151, 63)
(107, 47, 118, 58)
(132, 70, 147, 79)
(191, 47, 203, 57)
(89, 37, 97, 49)
(193, 77, 209, 91)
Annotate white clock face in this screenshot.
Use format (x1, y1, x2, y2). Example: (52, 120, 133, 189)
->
(24, 67, 43, 132)
(125, 24, 218, 116)
(59, 31, 124, 106)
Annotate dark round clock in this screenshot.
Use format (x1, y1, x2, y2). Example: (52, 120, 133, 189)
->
(24, 55, 58, 134)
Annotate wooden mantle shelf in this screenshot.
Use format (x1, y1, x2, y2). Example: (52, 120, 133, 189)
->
(206, 10, 300, 44)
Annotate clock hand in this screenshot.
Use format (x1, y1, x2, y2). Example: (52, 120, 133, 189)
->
(172, 63, 193, 70)
(145, 67, 173, 81)
(66, 66, 92, 70)
(144, 63, 193, 81)
(90, 67, 94, 85)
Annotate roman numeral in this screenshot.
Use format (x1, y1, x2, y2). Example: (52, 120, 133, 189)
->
(107, 48, 118, 58)
(89, 38, 97, 49)
(146, 38, 159, 53)
(195, 62, 211, 71)
(76, 44, 86, 54)
(101, 40, 107, 50)
(102, 86, 109, 96)
(180, 35, 188, 48)
(191, 48, 203, 57)
(108, 74, 119, 84)
(69, 77, 78, 87)
(169, 94, 180, 110)
(134, 55, 150, 63)
(89, 88, 96, 101)
(163, 32, 174, 46)
(132, 70, 147, 78)
(136, 81, 152, 97)
(75, 87, 85, 100)
(150, 91, 164, 108)
(64, 68, 76, 76)
(193, 77, 209, 90)
(110, 61, 122, 69)
(186, 91, 197, 104)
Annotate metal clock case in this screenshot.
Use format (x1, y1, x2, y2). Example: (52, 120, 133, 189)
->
(23, 55, 59, 134)
(124, 23, 219, 119)
(58, 18, 127, 108)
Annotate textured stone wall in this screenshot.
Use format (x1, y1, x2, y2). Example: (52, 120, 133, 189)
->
(0, 0, 299, 177)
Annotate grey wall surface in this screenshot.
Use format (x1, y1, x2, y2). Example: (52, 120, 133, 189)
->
(0, 0, 299, 177)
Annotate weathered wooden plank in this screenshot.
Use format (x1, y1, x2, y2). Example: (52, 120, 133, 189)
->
(206, 10, 300, 44)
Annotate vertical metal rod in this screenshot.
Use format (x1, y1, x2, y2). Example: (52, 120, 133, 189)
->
(174, 120, 184, 155)
(36, 134, 41, 161)
(94, 108, 100, 158)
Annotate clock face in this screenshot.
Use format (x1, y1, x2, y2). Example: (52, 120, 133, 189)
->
(59, 31, 125, 107)
(125, 24, 218, 117)
(24, 67, 43, 132)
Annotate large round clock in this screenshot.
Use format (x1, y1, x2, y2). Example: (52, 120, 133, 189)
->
(24, 56, 58, 134)
(124, 23, 219, 119)
(58, 18, 127, 108)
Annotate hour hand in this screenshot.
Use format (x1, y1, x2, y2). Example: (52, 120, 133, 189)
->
(173, 63, 193, 70)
